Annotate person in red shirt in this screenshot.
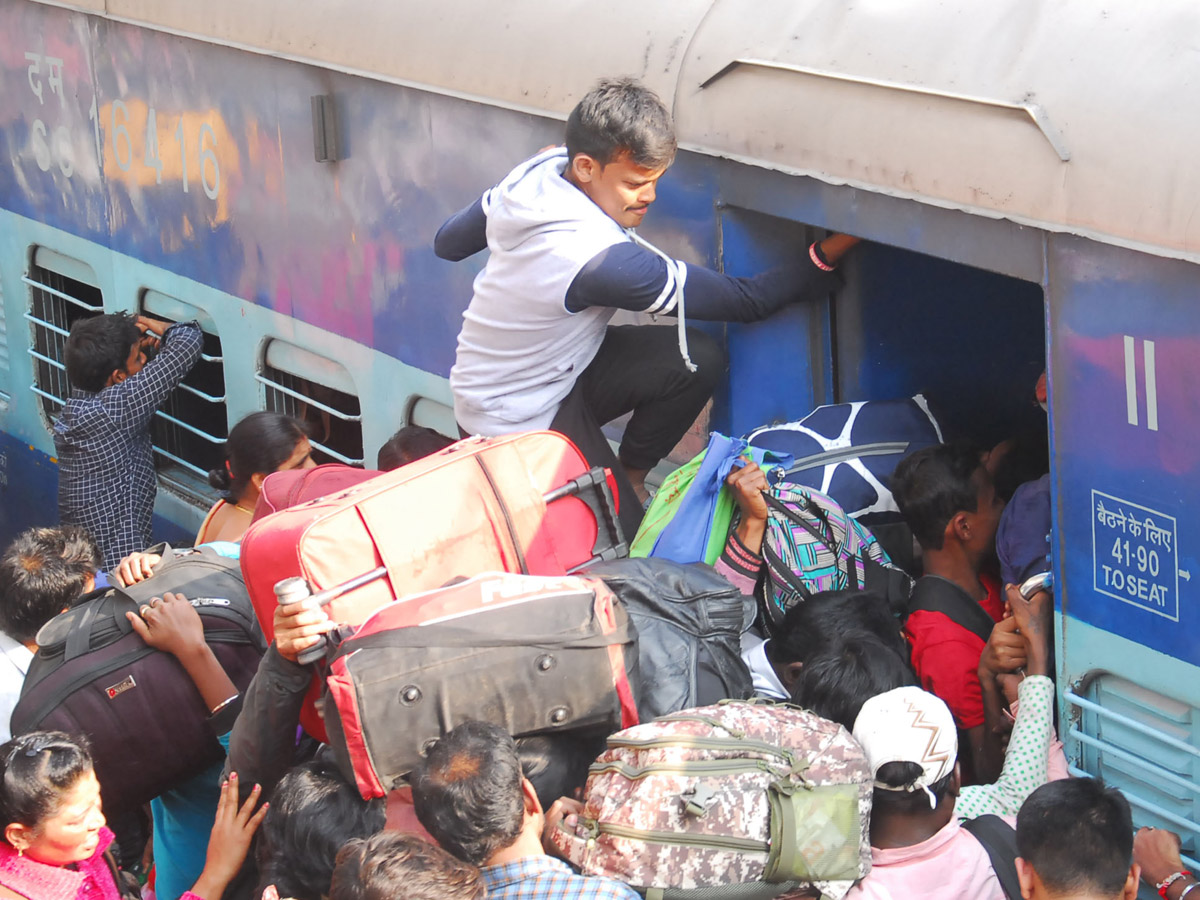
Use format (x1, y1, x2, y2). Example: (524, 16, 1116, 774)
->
(891, 442, 1012, 783)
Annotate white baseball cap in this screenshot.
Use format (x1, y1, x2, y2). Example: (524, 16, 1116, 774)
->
(852, 686, 958, 809)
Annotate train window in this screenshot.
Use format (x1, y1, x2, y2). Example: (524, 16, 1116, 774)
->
(22, 248, 104, 427)
(142, 291, 228, 504)
(258, 340, 363, 466)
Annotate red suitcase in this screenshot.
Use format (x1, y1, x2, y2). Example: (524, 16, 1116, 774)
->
(239, 431, 626, 740)
(250, 463, 382, 523)
(323, 571, 639, 798)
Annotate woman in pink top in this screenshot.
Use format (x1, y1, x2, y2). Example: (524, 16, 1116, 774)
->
(0, 732, 265, 900)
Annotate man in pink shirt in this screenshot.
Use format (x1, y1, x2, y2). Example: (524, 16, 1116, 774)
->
(845, 686, 1009, 900)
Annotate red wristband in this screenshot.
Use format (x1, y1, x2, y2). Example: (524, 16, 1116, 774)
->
(1159, 871, 1192, 899)
(809, 242, 835, 272)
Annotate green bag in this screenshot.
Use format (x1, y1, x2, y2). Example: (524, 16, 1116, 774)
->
(629, 449, 737, 565)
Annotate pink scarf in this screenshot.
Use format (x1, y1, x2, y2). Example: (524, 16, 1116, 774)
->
(0, 827, 120, 900)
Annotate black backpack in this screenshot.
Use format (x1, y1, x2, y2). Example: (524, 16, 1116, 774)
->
(585, 557, 754, 719)
(905, 575, 999, 643)
(11, 544, 266, 817)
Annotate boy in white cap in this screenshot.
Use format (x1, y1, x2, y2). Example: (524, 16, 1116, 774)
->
(845, 686, 1009, 899)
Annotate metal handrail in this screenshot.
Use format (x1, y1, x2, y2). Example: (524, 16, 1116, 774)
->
(1068, 728, 1199, 795)
(153, 410, 225, 444)
(255, 372, 362, 422)
(177, 382, 226, 403)
(152, 445, 208, 479)
(21, 276, 104, 312)
(1064, 691, 1200, 758)
(24, 312, 70, 338)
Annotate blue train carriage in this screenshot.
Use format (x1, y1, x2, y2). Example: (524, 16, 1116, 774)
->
(0, 0, 1198, 856)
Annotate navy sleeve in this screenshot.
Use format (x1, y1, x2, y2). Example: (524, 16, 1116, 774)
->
(565, 242, 840, 321)
(434, 197, 488, 261)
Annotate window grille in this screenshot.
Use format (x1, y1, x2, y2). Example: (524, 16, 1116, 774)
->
(143, 292, 227, 500)
(258, 341, 363, 466)
(23, 249, 103, 427)
(0, 261, 9, 408)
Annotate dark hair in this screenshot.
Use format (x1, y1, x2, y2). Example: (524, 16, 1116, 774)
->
(890, 442, 985, 550)
(790, 632, 917, 730)
(565, 77, 676, 170)
(516, 732, 603, 810)
(409, 721, 525, 866)
(64, 313, 142, 393)
(0, 732, 94, 835)
(0, 526, 101, 644)
(1016, 778, 1134, 897)
(376, 426, 454, 471)
(872, 761, 955, 814)
(255, 760, 386, 900)
(770, 590, 908, 668)
(331, 832, 485, 900)
(208, 412, 310, 500)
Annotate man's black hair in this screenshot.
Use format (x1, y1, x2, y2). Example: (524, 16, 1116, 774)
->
(0, 526, 100, 644)
(255, 759, 387, 900)
(890, 442, 985, 551)
(516, 731, 605, 810)
(565, 77, 676, 170)
(64, 312, 142, 393)
(871, 761, 956, 814)
(376, 425, 455, 472)
(1016, 778, 1134, 898)
(410, 721, 525, 866)
(790, 631, 917, 730)
(769, 590, 908, 668)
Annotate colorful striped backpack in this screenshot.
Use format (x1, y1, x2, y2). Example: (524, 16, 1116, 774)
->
(760, 484, 912, 637)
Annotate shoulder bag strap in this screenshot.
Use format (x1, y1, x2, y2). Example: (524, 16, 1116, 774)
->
(961, 815, 1021, 900)
(906, 576, 996, 643)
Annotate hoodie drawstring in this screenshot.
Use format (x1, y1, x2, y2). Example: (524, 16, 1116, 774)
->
(626, 229, 698, 373)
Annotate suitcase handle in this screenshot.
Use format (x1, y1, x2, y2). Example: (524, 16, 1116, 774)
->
(543, 467, 628, 570)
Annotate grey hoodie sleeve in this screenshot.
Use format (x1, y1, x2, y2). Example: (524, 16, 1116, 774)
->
(565, 242, 839, 322)
(434, 196, 488, 261)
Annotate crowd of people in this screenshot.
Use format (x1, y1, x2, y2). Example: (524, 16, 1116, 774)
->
(0, 76, 1190, 900)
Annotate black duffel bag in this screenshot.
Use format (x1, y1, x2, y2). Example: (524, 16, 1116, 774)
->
(584, 557, 754, 720)
(11, 544, 266, 817)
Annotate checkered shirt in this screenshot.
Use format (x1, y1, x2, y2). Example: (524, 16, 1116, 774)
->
(482, 856, 641, 900)
(53, 321, 203, 570)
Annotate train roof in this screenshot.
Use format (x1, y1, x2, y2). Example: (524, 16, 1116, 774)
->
(76, 0, 1200, 262)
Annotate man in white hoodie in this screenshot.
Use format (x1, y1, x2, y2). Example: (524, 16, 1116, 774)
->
(436, 77, 858, 535)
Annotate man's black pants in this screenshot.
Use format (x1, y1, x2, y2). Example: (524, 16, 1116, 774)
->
(549, 324, 726, 539)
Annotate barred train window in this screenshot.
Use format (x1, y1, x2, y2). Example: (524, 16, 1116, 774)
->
(0, 259, 10, 407)
(258, 340, 363, 466)
(142, 292, 228, 503)
(23, 248, 104, 426)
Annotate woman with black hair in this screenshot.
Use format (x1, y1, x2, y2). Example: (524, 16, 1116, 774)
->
(0, 731, 264, 900)
(197, 413, 315, 545)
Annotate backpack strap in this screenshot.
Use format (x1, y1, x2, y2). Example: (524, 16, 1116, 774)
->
(906, 576, 996, 644)
(961, 815, 1021, 900)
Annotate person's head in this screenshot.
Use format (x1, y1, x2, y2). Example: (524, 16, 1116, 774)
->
(0, 732, 104, 866)
(0, 526, 101, 646)
(852, 687, 960, 837)
(410, 720, 534, 866)
(208, 412, 315, 502)
(330, 832, 485, 900)
(767, 590, 908, 691)
(790, 631, 917, 730)
(563, 77, 676, 229)
(376, 426, 455, 472)
(515, 732, 603, 810)
(64, 313, 145, 393)
(1016, 779, 1138, 900)
(256, 759, 386, 900)
(891, 442, 1004, 557)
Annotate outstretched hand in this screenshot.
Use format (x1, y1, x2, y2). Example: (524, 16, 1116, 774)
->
(114, 551, 162, 587)
(1005, 584, 1052, 677)
(726, 461, 769, 522)
(979, 616, 1026, 678)
(273, 598, 336, 665)
(189, 774, 269, 900)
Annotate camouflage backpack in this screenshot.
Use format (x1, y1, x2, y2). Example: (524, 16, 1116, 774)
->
(550, 701, 872, 900)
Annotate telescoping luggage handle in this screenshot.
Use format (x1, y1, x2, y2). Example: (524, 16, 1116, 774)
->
(274, 465, 628, 665)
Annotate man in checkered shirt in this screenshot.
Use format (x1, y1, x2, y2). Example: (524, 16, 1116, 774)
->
(54, 313, 203, 570)
(411, 721, 639, 900)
